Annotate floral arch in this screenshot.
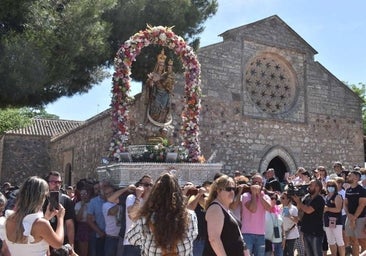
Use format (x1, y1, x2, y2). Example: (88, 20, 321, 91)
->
(109, 25, 202, 162)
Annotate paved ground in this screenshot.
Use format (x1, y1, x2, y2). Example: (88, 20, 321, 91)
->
(294, 246, 363, 256)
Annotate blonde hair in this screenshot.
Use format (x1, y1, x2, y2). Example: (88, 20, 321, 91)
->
(205, 175, 233, 210)
(12, 176, 49, 242)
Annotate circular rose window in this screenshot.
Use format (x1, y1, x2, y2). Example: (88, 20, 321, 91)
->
(245, 55, 296, 114)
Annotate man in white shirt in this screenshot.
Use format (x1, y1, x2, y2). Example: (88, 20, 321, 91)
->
(122, 175, 153, 256)
(103, 186, 121, 256)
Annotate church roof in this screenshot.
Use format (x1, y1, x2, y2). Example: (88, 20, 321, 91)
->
(51, 108, 111, 142)
(219, 15, 318, 55)
(5, 118, 85, 137)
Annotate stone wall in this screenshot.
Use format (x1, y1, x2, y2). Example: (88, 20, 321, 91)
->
(50, 110, 112, 183)
(1, 135, 51, 184)
(195, 16, 363, 174)
(198, 95, 363, 173)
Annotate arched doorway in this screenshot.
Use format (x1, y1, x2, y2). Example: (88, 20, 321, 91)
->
(259, 145, 297, 182)
(267, 156, 287, 182)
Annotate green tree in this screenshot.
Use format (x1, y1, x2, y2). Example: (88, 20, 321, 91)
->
(0, 107, 59, 134)
(348, 82, 366, 133)
(0, 0, 218, 108)
(0, 108, 31, 134)
(0, 0, 116, 108)
(21, 107, 60, 120)
(105, 0, 218, 81)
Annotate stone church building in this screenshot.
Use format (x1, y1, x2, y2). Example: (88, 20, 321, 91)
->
(0, 15, 364, 185)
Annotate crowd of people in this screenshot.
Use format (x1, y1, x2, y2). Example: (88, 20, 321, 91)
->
(0, 162, 365, 256)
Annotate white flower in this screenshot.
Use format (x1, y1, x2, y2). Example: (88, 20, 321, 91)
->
(124, 40, 132, 48)
(159, 33, 167, 41)
(186, 121, 196, 130)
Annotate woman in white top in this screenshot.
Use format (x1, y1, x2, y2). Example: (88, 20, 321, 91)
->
(280, 191, 300, 256)
(265, 194, 283, 256)
(0, 176, 66, 256)
(74, 188, 90, 256)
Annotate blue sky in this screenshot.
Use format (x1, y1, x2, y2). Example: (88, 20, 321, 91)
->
(45, 0, 366, 120)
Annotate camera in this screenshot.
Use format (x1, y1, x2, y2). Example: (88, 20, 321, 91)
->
(237, 183, 252, 194)
(185, 186, 203, 197)
(186, 187, 198, 196)
(286, 183, 308, 197)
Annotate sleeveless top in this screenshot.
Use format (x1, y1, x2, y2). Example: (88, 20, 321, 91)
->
(203, 202, 244, 256)
(195, 202, 208, 241)
(324, 193, 342, 226)
(0, 210, 49, 256)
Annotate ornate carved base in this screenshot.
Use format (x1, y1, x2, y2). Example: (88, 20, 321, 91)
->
(96, 162, 223, 187)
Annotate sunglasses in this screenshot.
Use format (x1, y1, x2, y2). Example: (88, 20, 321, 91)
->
(141, 183, 153, 187)
(48, 180, 62, 185)
(224, 187, 236, 192)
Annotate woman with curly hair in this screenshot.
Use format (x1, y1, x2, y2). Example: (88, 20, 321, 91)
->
(126, 172, 198, 255)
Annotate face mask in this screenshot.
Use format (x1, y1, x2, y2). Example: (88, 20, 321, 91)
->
(327, 186, 335, 193)
(361, 174, 366, 181)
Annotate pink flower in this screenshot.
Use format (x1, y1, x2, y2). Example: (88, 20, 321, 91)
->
(110, 25, 202, 162)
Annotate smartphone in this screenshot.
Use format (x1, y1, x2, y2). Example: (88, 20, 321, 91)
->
(49, 191, 60, 211)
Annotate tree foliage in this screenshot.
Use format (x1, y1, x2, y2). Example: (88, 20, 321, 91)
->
(0, 0, 116, 108)
(0, 0, 218, 108)
(0, 108, 31, 135)
(0, 107, 58, 134)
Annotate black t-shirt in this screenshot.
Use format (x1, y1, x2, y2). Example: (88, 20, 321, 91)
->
(265, 178, 282, 192)
(346, 185, 366, 217)
(301, 194, 325, 236)
(44, 193, 75, 243)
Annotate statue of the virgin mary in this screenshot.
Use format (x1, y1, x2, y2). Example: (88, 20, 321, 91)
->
(145, 49, 175, 126)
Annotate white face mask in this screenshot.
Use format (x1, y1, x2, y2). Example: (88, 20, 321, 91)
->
(327, 187, 335, 193)
(361, 174, 366, 181)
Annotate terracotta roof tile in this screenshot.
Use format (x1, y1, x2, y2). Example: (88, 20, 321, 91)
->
(6, 118, 85, 137)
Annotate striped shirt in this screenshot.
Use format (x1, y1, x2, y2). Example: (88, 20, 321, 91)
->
(126, 210, 198, 255)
